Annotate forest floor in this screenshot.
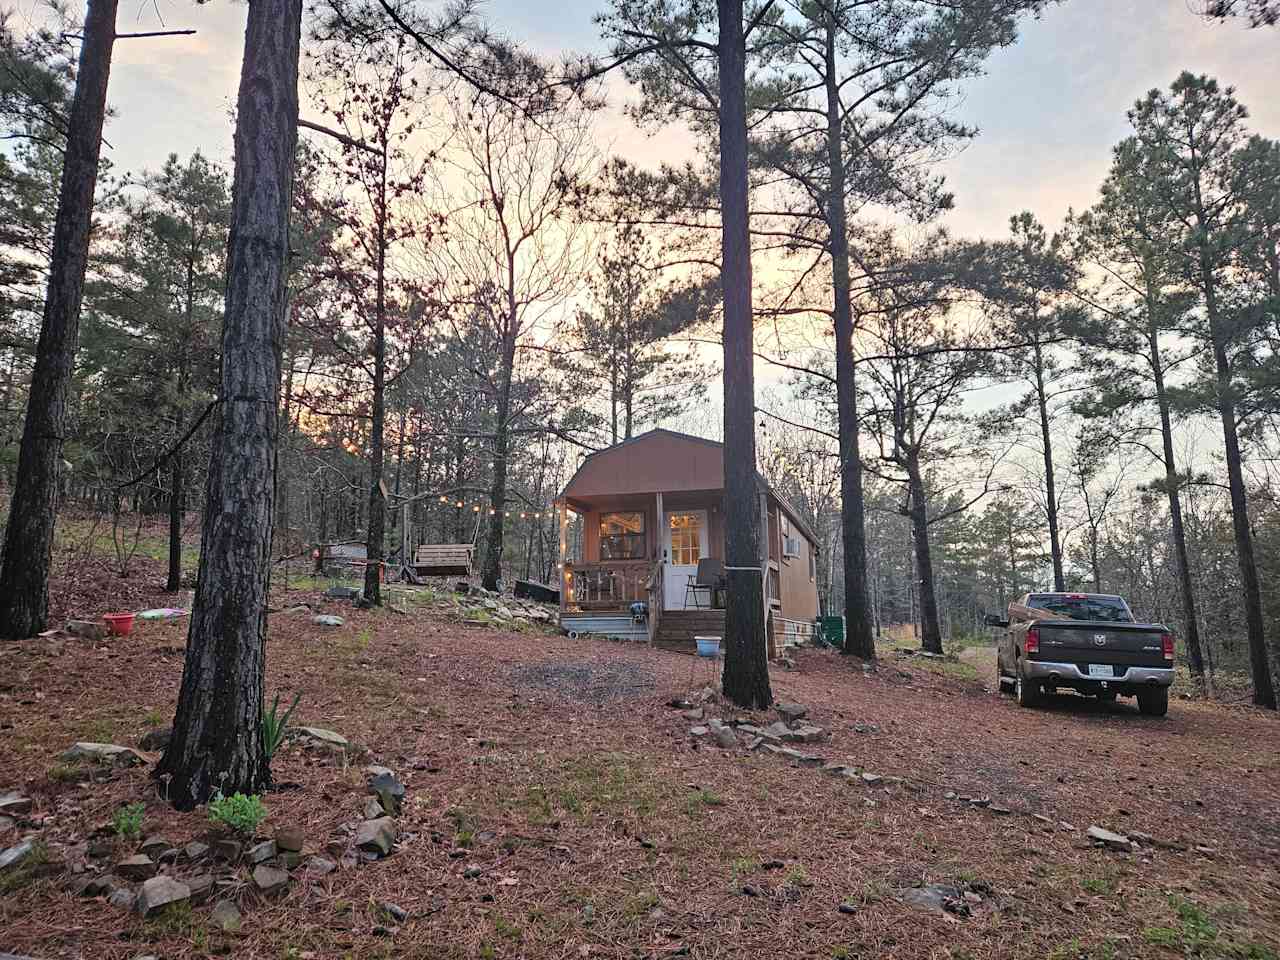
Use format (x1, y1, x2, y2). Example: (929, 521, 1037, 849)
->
(2, 543, 1279, 960)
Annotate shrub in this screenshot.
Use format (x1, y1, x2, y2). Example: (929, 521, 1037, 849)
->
(261, 690, 301, 760)
(112, 802, 145, 839)
(207, 792, 267, 836)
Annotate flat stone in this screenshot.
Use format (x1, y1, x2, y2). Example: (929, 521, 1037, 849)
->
(79, 875, 115, 897)
(245, 840, 276, 864)
(253, 863, 290, 894)
(183, 841, 210, 861)
(667, 698, 694, 710)
(710, 723, 737, 749)
(213, 839, 242, 862)
(860, 772, 883, 785)
(463, 864, 483, 879)
(368, 772, 406, 815)
(277, 851, 302, 870)
(682, 708, 704, 721)
(0, 816, 14, 832)
(275, 827, 304, 852)
(62, 742, 149, 767)
(138, 727, 172, 751)
(763, 721, 792, 740)
(66, 619, 106, 641)
(0, 840, 35, 871)
(989, 805, 1014, 815)
(379, 902, 408, 922)
(139, 836, 171, 858)
(689, 726, 709, 738)
(821, 763, 849, 776)
(135, 875, 191, 916)
(787, 725, 825, 744)
(365, 765, 395, 779)
(900, 884, 963, 915)
(362, 797, 386, 820)
(116, 854, 157, 880)
(312, 615, 345, 627)
(295, 727, 348, 749)
(210, 898, 242, 933)
(187, 874, 215, 904)
(324, 585, 360, 600)
(108, 886, 136, 910)
(1086, 826, 1131, 851)
(776, 702, 808, 723)
(838, 902, 858, 915)
(746, 736, 764, 750)
(304, 855, 337, 877)
(355, 817, 396, 857)
(0, 793, 32, 815)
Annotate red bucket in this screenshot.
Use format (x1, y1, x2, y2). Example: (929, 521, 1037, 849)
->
(102, 612, 135, 636)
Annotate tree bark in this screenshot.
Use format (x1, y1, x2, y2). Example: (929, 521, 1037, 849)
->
(822, 16, 873, 660)
(482, 333, 515, 591)
(0, 0, 117, 638)
(1144, 267, 1206, 687)
(906, 456, 942, 654)
(1202, 256, 1274, 709)
(717, 0, 771, 710)
(363, 147, 389, 606)
(157, 0, 302, 807)
(165, 451, 183, 591)
(1031, 337, 1064, 591)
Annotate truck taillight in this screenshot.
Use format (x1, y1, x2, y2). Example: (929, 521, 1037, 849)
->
(1025, 626, 1039, 655)
(1161, 632, 1174, 661)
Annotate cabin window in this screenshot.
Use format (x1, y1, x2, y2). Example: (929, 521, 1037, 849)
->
(599, 512, 645, 559)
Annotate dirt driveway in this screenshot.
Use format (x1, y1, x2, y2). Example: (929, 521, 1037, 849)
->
(2, 601, 1278, 959)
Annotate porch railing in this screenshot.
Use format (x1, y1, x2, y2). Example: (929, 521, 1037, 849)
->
(564, 559, 651, 611)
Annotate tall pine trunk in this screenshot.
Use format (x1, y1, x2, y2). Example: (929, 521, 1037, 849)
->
(1144, 268, 1206, 687)
(165, 451, 183, 591)
(717, 0, 771, 710)
(822, 16, 873, 659)
(482, 335, 515, 591)
(363, 150, 389, 605)
(1202, 257, 1274, 709)
(906, 456, 942, 654)
(0, 0, 117, 638)
(157, 0, 302, 808)
(1031, 338, 1064, 591)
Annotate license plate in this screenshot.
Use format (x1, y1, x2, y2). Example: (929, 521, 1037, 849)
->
(1088, 664, 1113, 679)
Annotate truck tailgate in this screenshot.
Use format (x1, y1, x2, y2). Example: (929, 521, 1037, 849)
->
(1035, 621, 1167, 669)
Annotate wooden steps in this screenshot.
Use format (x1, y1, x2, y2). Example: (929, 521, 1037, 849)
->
(654, 609, 725, 653)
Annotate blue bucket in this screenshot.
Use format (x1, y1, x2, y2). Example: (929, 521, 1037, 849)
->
(695, 636, 721, 658)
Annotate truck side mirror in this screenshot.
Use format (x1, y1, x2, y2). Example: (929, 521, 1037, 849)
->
(983, 613, 1009, 628)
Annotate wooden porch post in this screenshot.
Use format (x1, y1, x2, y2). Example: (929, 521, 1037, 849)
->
(558, 499, 568, 614)
(760, 490, 772, 658)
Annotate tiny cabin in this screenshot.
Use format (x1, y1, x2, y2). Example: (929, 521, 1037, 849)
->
(554, 429, 820, 657)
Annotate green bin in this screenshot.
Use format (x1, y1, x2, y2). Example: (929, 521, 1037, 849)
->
(819, 615, 845, 649)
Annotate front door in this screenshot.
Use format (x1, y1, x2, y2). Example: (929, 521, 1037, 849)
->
(664, 510, 708, 610)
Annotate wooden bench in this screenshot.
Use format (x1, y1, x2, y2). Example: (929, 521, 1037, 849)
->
(412, 544, 474, 577)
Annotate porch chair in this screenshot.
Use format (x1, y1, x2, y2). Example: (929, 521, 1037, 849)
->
(684, 557, 726, 609)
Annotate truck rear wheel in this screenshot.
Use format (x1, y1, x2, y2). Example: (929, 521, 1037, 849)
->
(1136, 687, 1169, 717)
(1015, 672, 1041, 709)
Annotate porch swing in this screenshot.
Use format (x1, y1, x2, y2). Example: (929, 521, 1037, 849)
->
(389, 496, 484, 582)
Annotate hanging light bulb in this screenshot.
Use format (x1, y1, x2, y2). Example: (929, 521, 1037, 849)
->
(474, 505, 481, 513)
(488, 508, 495, 515)
(439, 495, 447, 503)
(456, 501, 463, 508)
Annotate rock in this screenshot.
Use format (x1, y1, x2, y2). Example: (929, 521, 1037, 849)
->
(108, 886, 136, 910)
(379, 902, 408, 922)
(183, 875, 213, 905)
(0, 793, 33, 816)
(277, 851, 302, 870)
(463, 864, 483, 879)
(78, 875, 115, 897)
(182, 841, 210, 861)
(708, 721, 737, 749)
(210, 899, 242, 933)
(135, 876, 191, 916)
(116, 854, 157, 881)
(66, 619, 106, 641)
(838, 902, 858, 915)
(689, 726, 709, 738)
(860, 772, 883, 785)
(0, 816, 14, 832)
(0, 840, 35, 872)
(213, 839, 242, 862)
(253, 864, 290, 894)
(139, 836, 171, 858)
(362, 797, 386, 820)
(368, 772, 406, 815)
(667, 698, 694, 710)
(821, 763, 849, 776)
(682, 708, 704, 721)
(365, 765, 395, 779)
(762, 721, 792, 741)
(989, 805, 1014, 816)
(372, 925, 398, 937)
(62, 742, 149, 767)
(294, 727, 349, 750)
(246, 840, 277, 864)
(740, 884, 762, 897)
(1086, 826, 1131, 851)
(746, 736, 763, 750)
(324, 586, 360, 600)
(313, 614, 345, 627)
(355, 817, 396, 857)
(275, 827, 304, 853)
(304, 856, 337, 877)
(761, 859, 785, 870)
(787, 725, 826, 744)
(900, 884, 964, 915)
(851, 722, 879, 734)
(776, 702, 808, 723)
(138, 728, 171, 751)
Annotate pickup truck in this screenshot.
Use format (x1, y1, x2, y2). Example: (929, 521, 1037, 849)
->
(986, 592, 1174, 716)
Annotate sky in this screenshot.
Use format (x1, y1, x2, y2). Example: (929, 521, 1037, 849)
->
(58, 0, 1277, 245)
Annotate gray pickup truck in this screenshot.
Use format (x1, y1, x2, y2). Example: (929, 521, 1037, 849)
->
(987, 592, 1174, 716)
